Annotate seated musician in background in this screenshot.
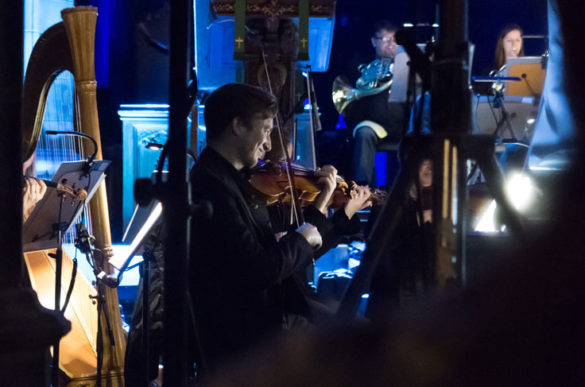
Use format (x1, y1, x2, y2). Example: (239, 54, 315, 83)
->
(189, 83, 371, 373)
(366, 157, 433, 321)
(473, 23, 525, 96)
(493, 23, 525, 73)
(342, 20, 407, 187)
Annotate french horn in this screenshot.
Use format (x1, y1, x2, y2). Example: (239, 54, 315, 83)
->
(332, 58, 393, 114)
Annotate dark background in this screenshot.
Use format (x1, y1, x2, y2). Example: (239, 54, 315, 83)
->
(89, 0, 548, 239)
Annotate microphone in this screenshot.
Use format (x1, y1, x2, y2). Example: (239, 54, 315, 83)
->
(309, 78, 322, 131)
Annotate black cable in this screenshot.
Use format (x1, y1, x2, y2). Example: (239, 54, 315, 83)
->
(186, 290, 207, 376)
(125, 262, 142, 272)
(61, 206, 93, 315)
(138, 22, 169, 54)
(60, 257, 78, 314)
(156, 144, 169, 186)
(95, 289, 103, 387)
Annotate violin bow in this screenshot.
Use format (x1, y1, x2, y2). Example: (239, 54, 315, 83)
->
(261, 49, 305, 227)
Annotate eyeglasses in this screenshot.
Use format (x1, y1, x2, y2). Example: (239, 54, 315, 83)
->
(374, 36, 395, 43)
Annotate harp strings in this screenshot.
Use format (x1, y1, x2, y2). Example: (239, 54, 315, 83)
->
(36, 71, 81, 179)
(35, 70, 90, 242)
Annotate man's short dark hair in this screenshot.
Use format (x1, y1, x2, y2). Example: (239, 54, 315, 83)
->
(371, 20, 397, 37)
(204, 83, 278, 141)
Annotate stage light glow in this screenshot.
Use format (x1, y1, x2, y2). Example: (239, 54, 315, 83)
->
(475, 199, 498, 232)
(505, 172, 536, 212)
(474, 173, 536, 232)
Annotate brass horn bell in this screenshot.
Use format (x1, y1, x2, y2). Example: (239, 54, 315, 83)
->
(331, 58, 394, 114)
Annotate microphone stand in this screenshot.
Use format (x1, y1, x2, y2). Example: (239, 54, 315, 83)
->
(50, 194, 67, 387)
(44, 130, 112, 385)
(490, 89, 516, 140)
(76, 220, 115, 387)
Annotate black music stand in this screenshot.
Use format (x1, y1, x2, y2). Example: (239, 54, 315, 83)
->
(471, 76, 523, 140)
(22, 160, 109, 386)
(23, 160, 110, 252)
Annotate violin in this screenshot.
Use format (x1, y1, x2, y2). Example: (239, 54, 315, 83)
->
(248, 160, 385, 209)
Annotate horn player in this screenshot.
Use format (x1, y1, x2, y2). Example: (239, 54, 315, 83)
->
(339, 20, 408, 188)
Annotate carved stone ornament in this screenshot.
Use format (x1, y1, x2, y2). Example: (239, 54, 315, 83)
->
(212, 0, 335, 18)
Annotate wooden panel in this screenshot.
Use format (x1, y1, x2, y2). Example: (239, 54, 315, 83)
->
(24, 249, 98, 378)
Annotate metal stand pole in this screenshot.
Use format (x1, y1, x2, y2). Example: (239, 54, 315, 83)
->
(337, 139, 425, 319)
(51, 196, 66, 386)
(162, 0, 192, 384)
(142, 256, 151, 384)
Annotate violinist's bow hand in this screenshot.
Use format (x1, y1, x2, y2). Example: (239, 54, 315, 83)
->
(295, 223, 322, 250)
(313, 165, 338, 214)
(344, 184, 372, 220)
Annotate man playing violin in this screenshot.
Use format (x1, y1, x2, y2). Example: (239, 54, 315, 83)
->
(189, 83, 370, 373)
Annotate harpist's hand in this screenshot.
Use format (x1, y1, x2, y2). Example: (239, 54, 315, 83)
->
(295, 222, 322, 250)
(23, 177, 47, 220)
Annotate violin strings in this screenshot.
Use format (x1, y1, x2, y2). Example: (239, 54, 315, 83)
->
(261, 49, 301, 227)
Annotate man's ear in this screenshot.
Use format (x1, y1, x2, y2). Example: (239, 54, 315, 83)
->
(231, 117, 245, 137)
(371, 37, 377, 48)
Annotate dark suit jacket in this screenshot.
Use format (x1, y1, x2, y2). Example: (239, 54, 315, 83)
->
(189, 147, 321, 369)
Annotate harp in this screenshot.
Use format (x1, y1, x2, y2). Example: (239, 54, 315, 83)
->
(21, 7, 125, 385)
